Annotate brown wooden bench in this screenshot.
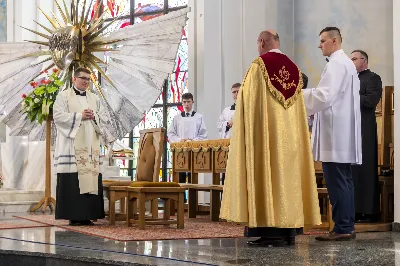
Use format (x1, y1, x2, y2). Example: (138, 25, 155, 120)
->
(179, 183, 223, 221)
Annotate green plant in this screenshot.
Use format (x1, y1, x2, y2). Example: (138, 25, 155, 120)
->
(22, 68, 63, 124)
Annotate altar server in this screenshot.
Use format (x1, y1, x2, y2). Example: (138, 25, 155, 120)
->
(217, 83, 241, 139)
(53, 67, 114, 226)
(167, 92, 207, 184)
(303, 27, 362, 241)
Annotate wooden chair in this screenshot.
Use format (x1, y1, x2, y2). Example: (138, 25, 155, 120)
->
(123, 128, 185, 229)
(179, 183, 223, 221)
(105, 128, 163, 225)
(103, 180, 132, 224)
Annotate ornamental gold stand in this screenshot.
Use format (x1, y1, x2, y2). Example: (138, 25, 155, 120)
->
(31, 117, 56, 212)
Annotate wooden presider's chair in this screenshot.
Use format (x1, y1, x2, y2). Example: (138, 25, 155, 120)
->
(110, 128, 185, 229)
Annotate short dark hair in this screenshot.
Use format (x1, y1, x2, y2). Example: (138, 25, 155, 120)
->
(74, 67, 91, 77)
(319, 27, 342, 42)
(351, 49, 368, 62)
(182, 92, 193, 101)
(231, 83, 241, 89)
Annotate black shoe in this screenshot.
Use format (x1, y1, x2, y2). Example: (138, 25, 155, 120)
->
(247, 237, 286, 247)
(81, 220, 95, 226)
(69, 220, 82, 226)
(283, 236, 295, 245)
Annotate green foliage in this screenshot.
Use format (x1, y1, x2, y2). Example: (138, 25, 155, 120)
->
(22, 68, 63, 124)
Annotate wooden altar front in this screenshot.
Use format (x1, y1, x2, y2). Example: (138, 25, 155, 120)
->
(170, 139, 230, 185)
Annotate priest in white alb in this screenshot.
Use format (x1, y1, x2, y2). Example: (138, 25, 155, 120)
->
(53, 67, 114, 226)
(303, 27, 362, 241)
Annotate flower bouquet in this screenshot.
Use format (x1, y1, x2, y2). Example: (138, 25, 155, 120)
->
(22, 68, 64, 124)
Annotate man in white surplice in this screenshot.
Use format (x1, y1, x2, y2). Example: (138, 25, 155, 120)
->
(167, 92, 207, 187)
(216, 82, 240, 185)
(54, 67, 113, 226)
(302, 27, 362, 241)
(217, 83, 240, 139)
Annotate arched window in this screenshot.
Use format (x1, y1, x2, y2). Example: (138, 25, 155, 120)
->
(85, 0, 188, 181)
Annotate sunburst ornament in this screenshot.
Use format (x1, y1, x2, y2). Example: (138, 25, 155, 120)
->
(21, 0, 125, 96)
(0, 0, 189, 142)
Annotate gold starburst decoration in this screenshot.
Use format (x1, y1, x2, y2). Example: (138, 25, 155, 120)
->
(20, 0, 122, 97)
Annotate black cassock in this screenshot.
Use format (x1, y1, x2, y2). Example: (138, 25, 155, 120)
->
(55, 173, 105, 221)
(352, 69, 382, 217)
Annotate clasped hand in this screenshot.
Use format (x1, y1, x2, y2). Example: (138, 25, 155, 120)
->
(82, 109, 94, 120)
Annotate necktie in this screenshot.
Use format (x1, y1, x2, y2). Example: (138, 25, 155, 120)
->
(186, 112, 190, 117)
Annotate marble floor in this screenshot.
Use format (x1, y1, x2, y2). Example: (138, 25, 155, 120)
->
(0, 213, 398, 265)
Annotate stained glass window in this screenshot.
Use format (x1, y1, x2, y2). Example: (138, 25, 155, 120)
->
(168, 0, 188, 8)
(133, 14, 163, 24)
(103, 0, 131, 18)
(134, 1, 164, 11)
(167, 72, 188, 103)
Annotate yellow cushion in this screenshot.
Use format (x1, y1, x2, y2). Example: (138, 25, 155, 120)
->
(102, 181, 133, 186)
(130, 181, 180, 188)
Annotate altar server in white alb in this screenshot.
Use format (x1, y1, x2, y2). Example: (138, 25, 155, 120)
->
(167, 92, 207, 184)
(302, 27, 362, 241)
(53, 67, 114, 226)
(217, 83, 241, 139)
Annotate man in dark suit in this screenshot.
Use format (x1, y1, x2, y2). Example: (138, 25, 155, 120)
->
(350, 50, 382, 223)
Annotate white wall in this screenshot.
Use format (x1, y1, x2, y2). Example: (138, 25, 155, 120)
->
(7, 0, 66, 42)
(294, 0, 394, 87)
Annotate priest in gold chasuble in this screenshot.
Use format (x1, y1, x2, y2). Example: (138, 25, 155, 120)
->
(220, 30, 321, 246)
(54, 67, 114, 226)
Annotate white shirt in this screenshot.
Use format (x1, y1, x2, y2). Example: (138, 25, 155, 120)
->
(303, 49, 362, 164)
(167, 110, 208, 142)
(217, 104, 235, 139)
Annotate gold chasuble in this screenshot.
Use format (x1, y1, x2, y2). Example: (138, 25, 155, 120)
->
(220, 52, 321, 229)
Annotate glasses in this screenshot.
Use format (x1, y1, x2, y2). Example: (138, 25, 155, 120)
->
(76, 76, 91, 81)
(351, 57, 365, 61)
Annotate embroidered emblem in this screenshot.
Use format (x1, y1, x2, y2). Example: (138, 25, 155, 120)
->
(270, 66, 297, 91)
(77, 156, 89, 166)
(92, 156, 99, 167)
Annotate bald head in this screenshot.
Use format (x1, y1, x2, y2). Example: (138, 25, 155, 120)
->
(257, 29, 280, 55)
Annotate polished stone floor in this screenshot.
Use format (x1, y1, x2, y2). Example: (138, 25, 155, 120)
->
(0, 213, 398, 265)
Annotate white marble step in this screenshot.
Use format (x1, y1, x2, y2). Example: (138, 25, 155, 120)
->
(0, 201, 39, 213)
(0, 189, 44, 202)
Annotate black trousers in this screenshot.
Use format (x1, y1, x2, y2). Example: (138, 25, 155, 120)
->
(322, 162, 355, 234)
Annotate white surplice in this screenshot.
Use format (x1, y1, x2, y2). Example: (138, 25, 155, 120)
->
(167, 111, 208, 142)
(217, 105, 235, 139)
(303, 49, 362, 164)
